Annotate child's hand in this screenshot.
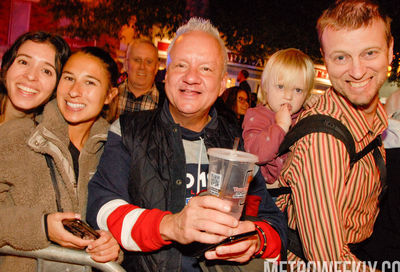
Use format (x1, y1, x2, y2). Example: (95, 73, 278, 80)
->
(275, 104, 291, 133)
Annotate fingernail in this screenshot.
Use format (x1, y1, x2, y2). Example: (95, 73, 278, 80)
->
(223, 205, 230, 212)
(87, 245, 92, 250)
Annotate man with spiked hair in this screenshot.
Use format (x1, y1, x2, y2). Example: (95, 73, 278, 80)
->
(87, 18, 286, 271)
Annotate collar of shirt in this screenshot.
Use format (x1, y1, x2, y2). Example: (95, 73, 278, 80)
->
(327, 88, 388, 143)
(124, 80, 159, 102)
(117, 80, 159, 114)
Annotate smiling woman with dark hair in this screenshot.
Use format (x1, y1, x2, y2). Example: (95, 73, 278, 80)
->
(0, 31, 70, 125)
(0, 46, 120, 271)
(220, 86, 250, 128)
(225, 87, 250, 117)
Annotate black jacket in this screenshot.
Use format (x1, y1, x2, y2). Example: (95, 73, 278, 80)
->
(118, 102, 286, 271)
(354, 148, 400, 270)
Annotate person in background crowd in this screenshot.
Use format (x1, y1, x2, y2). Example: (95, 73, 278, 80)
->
(0, 31, 70, 125)
(242, 48, 315, 186)
(86, 17, 286, 272)
(250, 92, 258, 107)
(275, 0, 393, 265)
(381, 89, 400, 148)
(218, 86, 250, 128)
(237, 69, 252, 94)
(116, 39, 165, 117)
(352, 89, 400, 270)
(0, 46, 120, 271)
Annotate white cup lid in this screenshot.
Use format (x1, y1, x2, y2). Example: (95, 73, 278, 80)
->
(207, 148, 258, 163)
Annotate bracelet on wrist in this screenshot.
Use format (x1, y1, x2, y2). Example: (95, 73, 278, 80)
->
(254, 223, 267, 258)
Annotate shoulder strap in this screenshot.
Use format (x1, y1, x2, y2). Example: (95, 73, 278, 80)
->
(371, 138, 387, 202)
(45, 154, 63, 212)
(278, 114, 356, 162)
(278, 114, 385, 169)
(272, 115, 355, 197)
(354, 136, 381, 166)
(274, 114, 385, 196)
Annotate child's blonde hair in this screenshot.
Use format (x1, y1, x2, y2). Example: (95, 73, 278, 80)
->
(259, 48, 315, 105)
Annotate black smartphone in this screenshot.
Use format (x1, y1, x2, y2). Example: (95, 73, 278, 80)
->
(62, 219, 100, 240)
(190, 230, 258, 258)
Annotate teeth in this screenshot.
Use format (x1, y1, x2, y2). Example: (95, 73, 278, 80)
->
(350, 80, 369, 88)
(181, 89, 198, 93)
(66, 101, 85, 109)
(17, 84, 38, 94)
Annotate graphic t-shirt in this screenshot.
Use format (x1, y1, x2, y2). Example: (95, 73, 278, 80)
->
(181, 126, 210, 272)
(183, 138, 209, 204)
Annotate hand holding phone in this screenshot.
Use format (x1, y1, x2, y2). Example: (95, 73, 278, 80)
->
(190, 230, 258, 258)
(62, 219, 100, 240)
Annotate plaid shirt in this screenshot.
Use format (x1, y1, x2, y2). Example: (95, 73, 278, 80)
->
(117, 79, 160, 116)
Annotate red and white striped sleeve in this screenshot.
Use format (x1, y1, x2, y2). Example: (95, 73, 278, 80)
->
(96, 199, 172, 251)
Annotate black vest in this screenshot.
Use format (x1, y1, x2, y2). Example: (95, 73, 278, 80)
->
(119, 105, 242, 272)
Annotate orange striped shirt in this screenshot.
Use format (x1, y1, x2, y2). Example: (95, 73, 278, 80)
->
(276, 88, 387, 262)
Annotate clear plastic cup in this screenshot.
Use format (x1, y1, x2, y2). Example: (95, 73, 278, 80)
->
(207, 148, 258, 219)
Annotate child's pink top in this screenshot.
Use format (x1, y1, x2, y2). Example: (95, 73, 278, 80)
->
(242, 105, 301, 184)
